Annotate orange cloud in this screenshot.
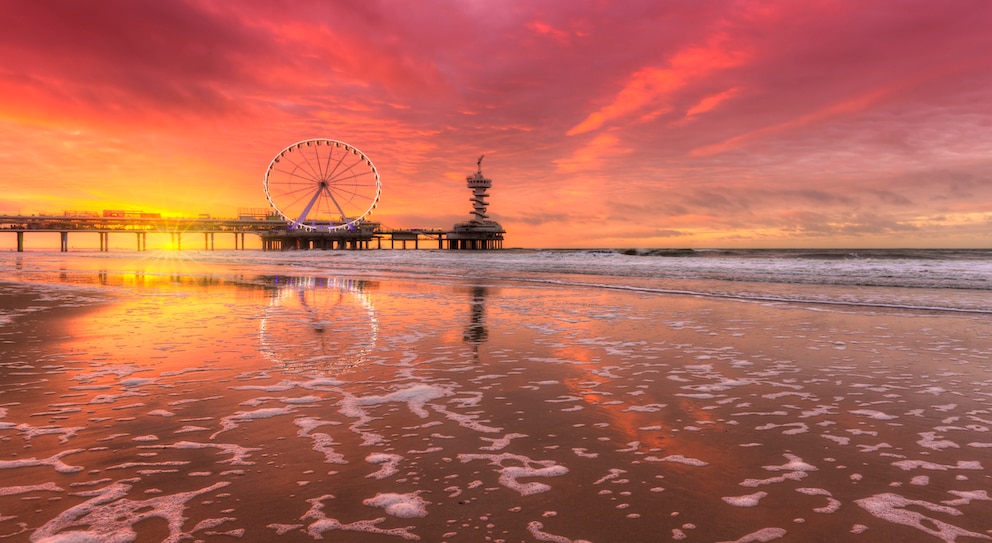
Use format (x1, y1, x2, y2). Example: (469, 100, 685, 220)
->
(527, 20, 570, 42)
(685, 86, 741, 117)
(567, 33, 749, 136)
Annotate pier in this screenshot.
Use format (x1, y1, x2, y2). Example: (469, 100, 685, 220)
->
(0, 214, 271, 252)
(3, 147, 506, 252)
(1, 214, 485, 252)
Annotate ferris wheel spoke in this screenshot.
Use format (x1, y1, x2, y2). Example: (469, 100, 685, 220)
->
(325, 149, 353, 182)
(323, 185, 348, 219)
(272, 186, 321, 209)
(330, 157, 365, 179)
(326, 169, 370, 185)
(296, 149, 325, 182)
(328, 186, 363, 207)
(271, 181, 321, 198)
(287, 144, 326, 179)
(271, 164, 323, 183)
(319, 146, 337, 180)
(294, 187, 325, 224)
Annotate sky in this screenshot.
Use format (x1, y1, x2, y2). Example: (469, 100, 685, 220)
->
(1, 0, 991, 249)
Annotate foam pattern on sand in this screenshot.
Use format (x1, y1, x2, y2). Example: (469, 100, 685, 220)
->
(1, 257, 991, 541)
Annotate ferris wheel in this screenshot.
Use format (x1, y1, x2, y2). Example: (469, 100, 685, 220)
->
(264, 139, 381, 231)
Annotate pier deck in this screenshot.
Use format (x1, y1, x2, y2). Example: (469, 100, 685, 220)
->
(0, 215, 498, 251)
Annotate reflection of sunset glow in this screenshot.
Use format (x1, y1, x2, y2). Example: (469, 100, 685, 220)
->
(3, 251, 991, 541)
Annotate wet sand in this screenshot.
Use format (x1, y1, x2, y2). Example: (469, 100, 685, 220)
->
(2, 271, 991, 542)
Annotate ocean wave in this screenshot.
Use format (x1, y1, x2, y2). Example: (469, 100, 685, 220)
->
(3, 249, 991, 314)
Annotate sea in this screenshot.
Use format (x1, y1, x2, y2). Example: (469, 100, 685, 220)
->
(9, 247, 990, 309)
(1, 248, 991, 542)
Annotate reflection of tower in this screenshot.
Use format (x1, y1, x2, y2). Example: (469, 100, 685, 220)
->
(463, 286, 489, 360)
(447, 156, 505, 250)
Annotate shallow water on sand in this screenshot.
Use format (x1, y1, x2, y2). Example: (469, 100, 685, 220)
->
(1, 252, 991, 542)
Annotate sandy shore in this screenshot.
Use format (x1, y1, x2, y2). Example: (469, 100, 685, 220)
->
(2, 271, 991, 542)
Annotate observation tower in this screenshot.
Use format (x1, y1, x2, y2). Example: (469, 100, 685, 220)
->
(446, 156, 505, 249)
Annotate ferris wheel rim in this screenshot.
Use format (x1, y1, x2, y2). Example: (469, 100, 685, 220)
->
(263, 138, 382, 231)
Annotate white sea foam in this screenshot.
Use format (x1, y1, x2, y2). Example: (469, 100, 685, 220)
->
(142, 441, 260, 466)
(855, 493, 992, 542)
(849, 409, 898, 420)
(716, 527, 787, 543)
(211, 407, 295, 439)
(763, 454, 817, 473)
(363, 492, 429, 518)
(741, 471, 809, 487)
(366, 453, 402, 479)
(644, 455, 709, 467)
(0, 482, 63, 496)
(0, 449, 85, 473)
(458, 453, 568, 496)
(31, 480, 230, 543)
(353, 384, 450, 418)
(301, 494, 420, 540)
(526, 521, 593, 543)
(723, 491, 767, 507)
(480, 433, 528, 451)
(295, 417, 346, 464)
(756, 422, 809, 435)
(891, 460, 983, 471)
(917, 431, 959, 450)
(947, 490, 992, 507)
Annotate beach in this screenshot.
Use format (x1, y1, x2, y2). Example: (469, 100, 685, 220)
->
(1, 250, 991, 542)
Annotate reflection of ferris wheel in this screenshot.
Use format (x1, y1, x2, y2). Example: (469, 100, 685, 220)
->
(259, 278, 378, 374)
(264, 139, 382, 231)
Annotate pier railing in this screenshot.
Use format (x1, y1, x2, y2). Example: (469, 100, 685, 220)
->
(1, 214, 288, 251)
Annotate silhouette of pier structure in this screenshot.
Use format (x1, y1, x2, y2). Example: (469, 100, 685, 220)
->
(0, 212, 466, 252)
(2, 155, 505, 252)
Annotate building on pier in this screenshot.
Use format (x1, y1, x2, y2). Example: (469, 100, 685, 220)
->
(445, 156, 505, 250)
(258, 222, 379, 251)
